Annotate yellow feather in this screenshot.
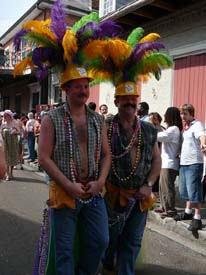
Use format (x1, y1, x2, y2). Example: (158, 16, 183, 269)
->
(107, 39, 131, 68)
(140, 33, 160, 43)
(137, 74, 151, 83)
(83, 40, 108, 60)
(84, 39, 131, 69)
(89, 68, 112, 80)
(14, 57, 34, 77)
(62, 30, 78, 63)
(23, 20, 57, 43)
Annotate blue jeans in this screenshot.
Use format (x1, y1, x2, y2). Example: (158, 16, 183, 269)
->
(52, 197, 109, 275)
(179, 164, 203, 203)
(103, 203, 147, 275)
(27, 132, 36, 161)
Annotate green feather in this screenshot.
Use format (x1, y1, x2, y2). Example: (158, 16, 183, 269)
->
(77, 50, 103, 68)
(24, 32, 59, 49)
(127, 27, 144, 48)
(72, 12, 100, 33)
(125, 52, 173, 82)
(142, 53, 173, 70)
(89, 78, 111, 87)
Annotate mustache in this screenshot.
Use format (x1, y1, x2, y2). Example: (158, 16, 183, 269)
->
(123, 103, 136, 109)
(77, 93, 87, 97)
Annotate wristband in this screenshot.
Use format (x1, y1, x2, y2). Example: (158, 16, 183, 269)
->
(144, 180, 154, 187)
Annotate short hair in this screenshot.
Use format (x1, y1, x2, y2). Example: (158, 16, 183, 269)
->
(180, 104, 195, 117)
(27, 112, 34, 119)
(88, 102, 96, 111)
(13, 113, 19, 119)
(139, 102, 149, 111)
(99, 104, 108, 110)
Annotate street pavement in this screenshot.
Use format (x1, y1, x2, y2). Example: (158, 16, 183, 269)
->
(0, 169, 48, 275)
(1, 167, 206, 275)
(147, 186, 206, 256)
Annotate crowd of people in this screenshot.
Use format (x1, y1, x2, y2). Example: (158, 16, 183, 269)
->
(1, 98, 205, 273)
(137, 102, 206, 234)
(0, 109, 45, 180)
(2, 1, 205, 274)
(1, 73, 205, 275)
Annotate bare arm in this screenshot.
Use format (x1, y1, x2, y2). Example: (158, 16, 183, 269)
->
(98, 122, 111, 186)
(139, 142, 161, 197)
(38, 115, 86, 199)
(146, 142, 161, 184)
(200, 135, 206, 152)
(86, 121, 111, 195)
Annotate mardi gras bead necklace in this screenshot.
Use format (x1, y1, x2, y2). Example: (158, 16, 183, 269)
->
(64, 111, 101, 204)
(108, 115, 142, 182)
(108, 116, 140, 159)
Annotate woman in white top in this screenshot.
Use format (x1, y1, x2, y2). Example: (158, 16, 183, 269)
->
(156, 107, 183, 217)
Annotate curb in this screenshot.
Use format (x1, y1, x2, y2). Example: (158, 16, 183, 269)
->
(22, 163, 40, 172)
(147, 210, 206, 255)
(22, 164, 45, 179)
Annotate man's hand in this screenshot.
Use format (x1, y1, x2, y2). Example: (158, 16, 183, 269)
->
(139, 185, 152, 199)
(85, 180, 104, 196)
(65, 182, 87, 199)
(201, 143, 206, 153)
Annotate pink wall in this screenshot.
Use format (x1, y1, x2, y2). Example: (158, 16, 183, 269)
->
(173, 54, 206, 124)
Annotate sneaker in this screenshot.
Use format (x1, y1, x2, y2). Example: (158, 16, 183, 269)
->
(188, 219, 202, 231)
(174, 212, 193, 221)
(188, 218, 202, 231)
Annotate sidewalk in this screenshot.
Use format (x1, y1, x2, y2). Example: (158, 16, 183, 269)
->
(22, 159, 45, 178)
(147, 187, 206, 256)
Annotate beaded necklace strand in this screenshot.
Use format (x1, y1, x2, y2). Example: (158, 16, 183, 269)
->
(64, 111, 101, 204)
(109, 116, 140, 159)
(108, 115, 142, 182)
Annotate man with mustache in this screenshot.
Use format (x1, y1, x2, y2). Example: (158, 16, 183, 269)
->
(38, 66, 111, 275)
(102, 82, 161, 275)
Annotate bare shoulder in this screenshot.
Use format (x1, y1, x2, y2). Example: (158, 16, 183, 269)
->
(41, 114, 53, 129)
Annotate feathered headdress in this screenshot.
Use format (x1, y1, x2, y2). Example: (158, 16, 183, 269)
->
(13, 0, 173, 94)
(79, 26, 173, 96)
(13, 0, 123, 85)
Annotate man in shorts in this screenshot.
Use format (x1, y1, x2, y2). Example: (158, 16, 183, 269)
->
(174, 104, 206, 232)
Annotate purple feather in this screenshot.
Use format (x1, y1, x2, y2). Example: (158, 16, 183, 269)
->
(76, 22, 99, 44)
(32, 47, 64, 79)
(32, 47, 54, 67)
(76, 20, 123, 47)
(50, 0, 67, 43)
(32, 47, 63, 66)
(98, 21, 123, 38)
(125, 42, 165, 67)
(36, 66, 49, 80)
(13, 29, 28, 51)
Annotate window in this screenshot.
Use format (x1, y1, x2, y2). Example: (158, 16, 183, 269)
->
(21, 39, 28, 59)
(4, 49, 10, 68)
(99, 0, 115, 17)
(12, 40, 31, 67)
(12, 44, 19, 66)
